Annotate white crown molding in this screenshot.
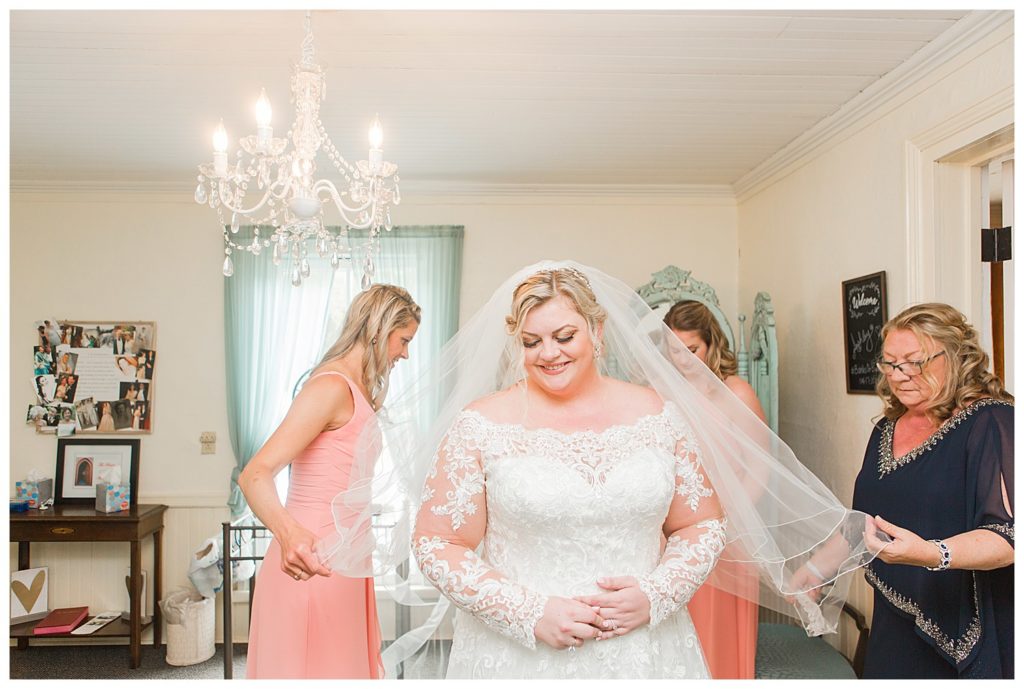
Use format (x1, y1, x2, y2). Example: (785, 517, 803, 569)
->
(733, 10, 1014, 203)
(10, 180, 193, 196)
(12, 179, 737, 203)
(399, 181, 736, 200)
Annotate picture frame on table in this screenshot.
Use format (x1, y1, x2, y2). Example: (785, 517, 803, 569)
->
(54, 438, 139, 507)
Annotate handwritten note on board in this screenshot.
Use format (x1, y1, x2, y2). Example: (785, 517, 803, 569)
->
(841, 272, 888, 394)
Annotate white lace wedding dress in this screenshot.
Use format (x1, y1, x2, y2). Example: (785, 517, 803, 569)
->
(413, 401, 727, 679)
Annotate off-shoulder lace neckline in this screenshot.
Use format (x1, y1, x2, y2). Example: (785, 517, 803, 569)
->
(460, 402, 674, 438)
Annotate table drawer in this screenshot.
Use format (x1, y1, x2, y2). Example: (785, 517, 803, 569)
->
(11, 522, 138, 542)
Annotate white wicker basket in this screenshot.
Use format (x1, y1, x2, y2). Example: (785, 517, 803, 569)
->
(165, 594, 215, 666)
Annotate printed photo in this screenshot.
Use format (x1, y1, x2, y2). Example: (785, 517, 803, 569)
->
(81, 327, 101, 348)
(38, 320, 61, 349)
(96, 401, 116, 432)
(56, 351, 78, 375)
(135, 324, 154, 351)
(136, 349, 155, 380)
(115, 355, 138, 379)
(111, 399, 133, 430)
(60, 323, 85, 347)
(75, 397, 99, 430)
(73, 457, 94, 486)
(119, 381, 149, 402)
(26, 404, 46, 427)
(106, 324, 140, 355)
(34, 374, 56, 404)
(33, 346, 53, 376)
(54, 374, 80, 404)
(131, 401, 150, 431)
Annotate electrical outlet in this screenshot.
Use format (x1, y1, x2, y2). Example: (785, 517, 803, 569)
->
(200, 431, 216, 455)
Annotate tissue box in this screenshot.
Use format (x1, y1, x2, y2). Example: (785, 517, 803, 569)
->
(15, 478, 53, 508)
(95, 483, 131, 513)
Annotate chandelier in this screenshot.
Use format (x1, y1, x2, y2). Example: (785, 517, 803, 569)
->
(194, 11, 400, 287)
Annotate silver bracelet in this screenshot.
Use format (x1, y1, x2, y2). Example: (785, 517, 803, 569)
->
(804, 560, 825, 580)
(924, 539, 951, 571)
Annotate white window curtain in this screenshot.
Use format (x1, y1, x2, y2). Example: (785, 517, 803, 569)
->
(225, 225, 464, 517)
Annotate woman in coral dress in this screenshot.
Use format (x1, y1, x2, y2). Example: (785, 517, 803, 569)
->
(665, 300, 764, 679)
(240, 284, 420, 679)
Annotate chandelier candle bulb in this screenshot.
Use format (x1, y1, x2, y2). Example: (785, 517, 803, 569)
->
(255, 88, 273, 151)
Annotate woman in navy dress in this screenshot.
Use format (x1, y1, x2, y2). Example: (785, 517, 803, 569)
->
(852, 303, 1013, 679)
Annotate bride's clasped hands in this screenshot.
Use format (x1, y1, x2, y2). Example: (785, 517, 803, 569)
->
(533, 597, 608, 649)
(575, 576, 652, 641)
(534, 576, 652, 649)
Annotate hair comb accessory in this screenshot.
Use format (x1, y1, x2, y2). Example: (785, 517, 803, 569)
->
(531, 265, 594, 291)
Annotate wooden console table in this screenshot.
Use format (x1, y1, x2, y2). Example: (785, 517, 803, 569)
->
(10, 504, 167, 669)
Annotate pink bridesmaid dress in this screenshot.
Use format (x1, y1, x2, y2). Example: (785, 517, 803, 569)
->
(688, 579, 758, 679)
(246, 372, 384, 679)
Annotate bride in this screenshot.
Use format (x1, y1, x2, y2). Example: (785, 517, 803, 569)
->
(320, 260, 883, 679)
(413, 265, 726, 677)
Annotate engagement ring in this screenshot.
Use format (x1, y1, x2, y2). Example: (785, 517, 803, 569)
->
(293, 573, 301, 580)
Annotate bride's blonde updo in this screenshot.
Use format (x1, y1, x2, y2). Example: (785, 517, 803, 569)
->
(505, 266, 607, 341)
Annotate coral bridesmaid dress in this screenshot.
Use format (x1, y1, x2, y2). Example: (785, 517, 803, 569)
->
(246, 372, 383, 679)
(688, 581, 758, 679)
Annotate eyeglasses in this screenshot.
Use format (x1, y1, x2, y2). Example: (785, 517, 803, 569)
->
(876, 351, 945, 377)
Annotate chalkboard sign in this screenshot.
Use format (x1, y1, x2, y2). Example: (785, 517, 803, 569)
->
(841, 272, 888, 394)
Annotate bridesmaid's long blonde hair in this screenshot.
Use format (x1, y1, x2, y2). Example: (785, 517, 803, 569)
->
(317, 284, 421, 409)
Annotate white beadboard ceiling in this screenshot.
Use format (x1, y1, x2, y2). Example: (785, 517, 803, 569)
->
(10, 9, 972, 189)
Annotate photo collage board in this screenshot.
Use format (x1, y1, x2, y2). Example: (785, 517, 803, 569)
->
(29, 320, 156, 435)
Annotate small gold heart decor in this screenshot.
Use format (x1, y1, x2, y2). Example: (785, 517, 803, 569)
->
(12, 570, 45, 612)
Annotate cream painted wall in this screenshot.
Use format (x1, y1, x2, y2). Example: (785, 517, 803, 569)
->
(9, 188, 738, 639)
(736, 19, 1013, 654)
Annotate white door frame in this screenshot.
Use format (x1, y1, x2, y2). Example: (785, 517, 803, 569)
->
(904, 86, 1013, 328)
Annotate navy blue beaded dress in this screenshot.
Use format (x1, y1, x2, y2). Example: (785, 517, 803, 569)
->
(852, 398, 1013, 679)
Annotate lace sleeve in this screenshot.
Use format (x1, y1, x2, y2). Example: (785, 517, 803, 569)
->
(636, 423, 727, 627)
(412, 413, 548, 649)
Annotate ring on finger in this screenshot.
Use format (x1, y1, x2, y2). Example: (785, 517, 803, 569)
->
(292, 572, 302, 581)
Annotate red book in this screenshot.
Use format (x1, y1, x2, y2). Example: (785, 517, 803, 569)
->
(32, 606, 89, 635)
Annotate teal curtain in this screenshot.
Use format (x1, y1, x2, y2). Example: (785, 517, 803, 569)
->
(223, 227, 337, 518)
(224, 225, 464, 517)
(329, 226, 464, 377)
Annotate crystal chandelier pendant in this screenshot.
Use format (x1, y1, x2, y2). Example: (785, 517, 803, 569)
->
(195, 11, 401, 287)
(222, 254, 234, 277)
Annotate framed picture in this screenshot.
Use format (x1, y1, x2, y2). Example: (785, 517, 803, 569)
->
(841, 272, 888, 394)
(55, 438, 139, 507)
(31, 319, 156, 435)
